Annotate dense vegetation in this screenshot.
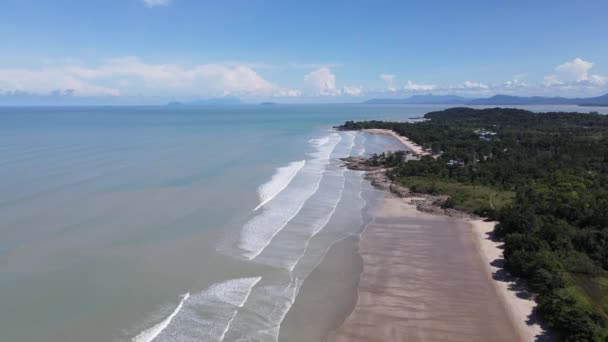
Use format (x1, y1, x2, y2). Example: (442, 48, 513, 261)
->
(339, 107, 608, 341)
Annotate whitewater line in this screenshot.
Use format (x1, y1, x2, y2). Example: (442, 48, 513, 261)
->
(249, 131, 355, 267)
(287, 133, 356, 271)
(217, 276, 262, 342)
(244, 164, 329, 260)
(288, 171, 346, 272)
(239, 134, 342, 260)
(254, 160, 306, 211)
(259, 275, 300, 342)
(309, 136, 329, 147)
(132, 293, 190, 342)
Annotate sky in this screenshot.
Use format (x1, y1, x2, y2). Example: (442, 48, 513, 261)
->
(0, 0, 607, 104)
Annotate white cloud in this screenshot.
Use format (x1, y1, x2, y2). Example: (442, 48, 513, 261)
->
(543, 75, 563, 87)
(195, 65, 277, 94)
(502, 74, 528, 89)
(401, 79, 491, 94)
(542, 58, 607, 90)
(2, 56, 606, 101)
(274, 88, 302, 97)
(304, 67, 339, 96)
(0, 68, 120, 96)
(589, 74, 607, 86)
(343, 86, 363, 96)
(394, 60, 605, 97)
(502, 80, 527, 88)
(555, 58, 594, 82)
(0, 57, 298, 98)
(461, 81, 489, 89)
(142, 0, 171, 7)
(380, 74, 396, 91)
(403, 80, 436, 91)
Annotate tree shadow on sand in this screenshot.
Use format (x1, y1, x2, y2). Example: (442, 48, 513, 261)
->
(485, 229, 555, 342)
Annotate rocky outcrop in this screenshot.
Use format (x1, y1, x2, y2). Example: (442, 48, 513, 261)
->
(341, 157, 477, 220)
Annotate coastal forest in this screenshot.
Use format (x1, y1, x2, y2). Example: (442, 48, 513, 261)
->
(339, 107, 608, 341)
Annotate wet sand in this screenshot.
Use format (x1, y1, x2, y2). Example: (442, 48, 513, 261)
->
(327, 194, 522, 342)
(279, 236, 363, 342)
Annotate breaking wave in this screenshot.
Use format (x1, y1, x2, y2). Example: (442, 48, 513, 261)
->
(236, 133, 342, 260)
(254, 160, 305, 211)
(132, 277, 261, 342)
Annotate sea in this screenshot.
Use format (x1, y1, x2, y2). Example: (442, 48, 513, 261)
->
(1, 104, 606, 342)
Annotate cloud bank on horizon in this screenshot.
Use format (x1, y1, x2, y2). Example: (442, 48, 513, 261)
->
(0, 57, 605, 103)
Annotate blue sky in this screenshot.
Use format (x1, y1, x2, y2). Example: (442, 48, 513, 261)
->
(1, 0, 607, 103)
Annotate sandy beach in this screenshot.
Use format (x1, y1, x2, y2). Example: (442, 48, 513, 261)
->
(327, 195, 521, 342)
(323, 130, 549, 342)
(469, 220, 549, 341)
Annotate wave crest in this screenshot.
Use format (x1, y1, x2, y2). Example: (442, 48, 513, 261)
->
(254, 160, 305, 211)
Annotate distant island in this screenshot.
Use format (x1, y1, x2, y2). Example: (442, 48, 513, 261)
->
(364, 92, 608, 106)
(580, 103, 608, 107)
(166, 96, 241, 106)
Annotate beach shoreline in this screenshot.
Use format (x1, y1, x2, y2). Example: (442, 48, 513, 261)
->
(279, 236, 363, 342)
(469, 219, 548, 341)
(327, 193, 521, 341)
(326, 129, 549, 341)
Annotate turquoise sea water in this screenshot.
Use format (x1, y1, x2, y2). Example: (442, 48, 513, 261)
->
(1, 104, 606, 342)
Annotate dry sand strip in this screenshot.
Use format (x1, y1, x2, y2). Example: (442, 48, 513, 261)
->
(469, 220, 549, 341)
(328, 195, 522, 342)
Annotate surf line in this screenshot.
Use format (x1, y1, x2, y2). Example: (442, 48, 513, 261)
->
(132, 293, 190, 342)
(254, 160, 306, 211)
(239, 133, 342, 260)
(217, 276, 262, 342)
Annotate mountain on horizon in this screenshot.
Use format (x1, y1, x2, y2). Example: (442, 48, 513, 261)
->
(365, 94, 470, 105)
(364, 93, 608, 106)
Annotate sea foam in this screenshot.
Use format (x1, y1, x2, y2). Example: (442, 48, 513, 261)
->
(132, 293, 190, 342)
(237, 133, 342, 260)
(212, 132, 364, 342)
(309, 136, 329, 147)
(251, 132, 356, 271)
(133, 277, 261, 342)
(254, 160, 305, 211)
(222, 133, 362, 342)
